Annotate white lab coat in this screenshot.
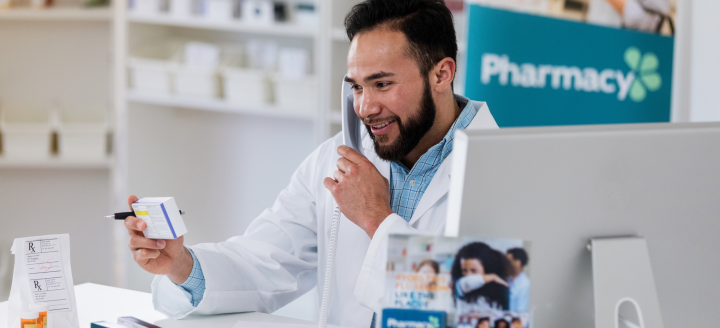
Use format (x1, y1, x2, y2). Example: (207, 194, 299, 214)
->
(151, 100, 498, 328)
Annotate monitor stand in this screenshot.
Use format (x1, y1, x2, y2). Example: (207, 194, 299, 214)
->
(589, 237, 664, 328)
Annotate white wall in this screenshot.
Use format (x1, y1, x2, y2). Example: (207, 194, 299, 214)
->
(688, 0, 720, 122)
(0, 169, 113, 301)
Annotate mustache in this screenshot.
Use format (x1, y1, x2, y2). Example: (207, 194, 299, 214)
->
(362, 116, 399, 125)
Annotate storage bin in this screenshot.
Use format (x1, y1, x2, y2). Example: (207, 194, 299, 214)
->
(274, 76, 317, 112)
(58, 105, 107, 160)
(0, 103, 51, 159)
(221, 47, 272, 106)
(175, 42, 222, 98)
(176, 66, 220, 98)
(130, 0, 164, 16)
(202, 0, 234, 21)
(128, 41, 182, 95)
(170, 0, 194, 18)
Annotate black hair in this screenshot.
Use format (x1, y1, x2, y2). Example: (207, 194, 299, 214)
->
(451, 242, 510, 310)
(476, 317, 490, 328)
(344, 0, 458, 78)
(495, 318, 510, 328)
(507, 248, 529, 267)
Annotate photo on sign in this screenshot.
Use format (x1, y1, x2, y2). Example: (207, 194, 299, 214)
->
(469, 0, 677, 35)
(385, 234, 531, 328)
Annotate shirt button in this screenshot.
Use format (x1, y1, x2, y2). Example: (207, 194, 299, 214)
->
(409, 180, 416, 187)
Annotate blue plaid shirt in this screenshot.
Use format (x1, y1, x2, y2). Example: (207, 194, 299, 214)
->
(176, 95, 478, 307)
(390, 95, 476, 222)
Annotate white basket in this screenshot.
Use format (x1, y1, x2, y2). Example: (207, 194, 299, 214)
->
(176, 65, 221, 98)
(128, 41, 183, 95)
(130, 0, 164, 16)
(222, 68, 272, 106)
(170, 0, 194, 18)
(59, 123, 107, 160)
(0, 123, 51, 159)
(202, 0, 234, 21)
(221, 46, 272, 106)
(274, 76, 317, 112)
(0, 102, 52, 159)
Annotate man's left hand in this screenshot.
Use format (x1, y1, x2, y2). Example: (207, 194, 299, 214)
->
(323, 145, 393, 238)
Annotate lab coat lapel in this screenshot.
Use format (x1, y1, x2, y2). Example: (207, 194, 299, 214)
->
(362, 129, 391, 180)
(408, 155, 452, 225)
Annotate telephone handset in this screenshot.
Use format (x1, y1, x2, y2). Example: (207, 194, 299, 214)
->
(341, 76, 363, 154)
(318, 77, 362, 328)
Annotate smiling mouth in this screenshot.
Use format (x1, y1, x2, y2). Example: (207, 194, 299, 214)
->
(371, 120, 394, 129)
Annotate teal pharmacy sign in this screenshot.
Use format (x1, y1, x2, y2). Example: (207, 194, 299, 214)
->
(464, 5, 674, 127)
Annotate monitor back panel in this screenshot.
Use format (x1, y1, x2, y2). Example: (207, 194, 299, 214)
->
(453, 122, 720, 327)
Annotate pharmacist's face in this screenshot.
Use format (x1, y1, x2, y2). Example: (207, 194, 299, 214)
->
(460, 258, 484, 276)
(346, 28, 436, 162)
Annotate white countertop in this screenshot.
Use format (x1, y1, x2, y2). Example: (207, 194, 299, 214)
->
(0, 283, 313, 328)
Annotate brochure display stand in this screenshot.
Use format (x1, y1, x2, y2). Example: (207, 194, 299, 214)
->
(590, 237, 663, 328)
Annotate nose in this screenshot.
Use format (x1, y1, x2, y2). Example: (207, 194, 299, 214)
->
(356, 90, 381, 120)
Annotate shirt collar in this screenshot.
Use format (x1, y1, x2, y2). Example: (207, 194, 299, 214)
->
(393, 94, 478, 172)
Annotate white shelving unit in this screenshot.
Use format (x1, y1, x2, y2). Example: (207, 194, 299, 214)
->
(0, 3, 116, 169)
(126, 91, 316, 121)
(0, 157, 112, 169)
(0, 6, 112, 21)
(117, 0, 339, 145)
(127, 14, 316, 37)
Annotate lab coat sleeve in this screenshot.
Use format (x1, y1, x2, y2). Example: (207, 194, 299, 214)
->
(152, 140, 327, 319)
(354, 213, 416, 312)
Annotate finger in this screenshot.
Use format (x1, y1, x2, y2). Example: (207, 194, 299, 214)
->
(134, 248, 161, 261)
(323, 177, 337, 192)
(336, 157, 353, 174)
(333, 170, 343, 182)
(128, 195, 139, 210)
(129, 235, 167, 251)
(124, 216, 146, 233)
(337, 145, 367, 165)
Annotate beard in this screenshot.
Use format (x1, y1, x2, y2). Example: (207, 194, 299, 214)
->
(365, 78, 436, 163)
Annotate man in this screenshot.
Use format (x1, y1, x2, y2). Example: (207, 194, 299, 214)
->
(124, 1, 497, 327)
(506, 248, 530, 313)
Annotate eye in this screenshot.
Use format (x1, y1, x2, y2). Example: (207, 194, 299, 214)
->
(377, 82, 391, 88)
(351, 84, 363, 91)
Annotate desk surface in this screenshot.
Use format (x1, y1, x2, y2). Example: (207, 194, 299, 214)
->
(0, 283, 313, 328)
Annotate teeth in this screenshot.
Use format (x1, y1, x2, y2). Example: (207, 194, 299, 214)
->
(373, 122, 390, 129)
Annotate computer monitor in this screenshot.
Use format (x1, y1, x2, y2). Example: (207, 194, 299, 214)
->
(445, 122, 720, 328)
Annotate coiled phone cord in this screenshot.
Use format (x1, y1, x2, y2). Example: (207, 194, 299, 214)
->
(318, 207, 341, 328)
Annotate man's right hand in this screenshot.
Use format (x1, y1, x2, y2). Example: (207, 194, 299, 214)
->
(125, 195, 193, 284)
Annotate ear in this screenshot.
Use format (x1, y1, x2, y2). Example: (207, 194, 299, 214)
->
(429, 57, 456, 93)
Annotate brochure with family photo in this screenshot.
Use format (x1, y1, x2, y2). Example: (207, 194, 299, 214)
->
(384, 234, 531, 328)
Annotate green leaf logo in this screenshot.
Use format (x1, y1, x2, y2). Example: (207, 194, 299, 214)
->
(429, 316, 440, 328)
(624, 47, 662, 102)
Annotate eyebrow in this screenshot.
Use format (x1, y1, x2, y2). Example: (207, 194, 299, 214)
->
(344, 71, 396, 84)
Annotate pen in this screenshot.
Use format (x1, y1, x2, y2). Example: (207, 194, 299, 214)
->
(104, 210, 185, 220)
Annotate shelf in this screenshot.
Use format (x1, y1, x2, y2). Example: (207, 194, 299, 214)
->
(0, 6, 112, 21)
(127, 14, 317, 38)
(126, 91, 316, 121)
(0, 157, 112, 169)
(331, 28, 348, 42)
